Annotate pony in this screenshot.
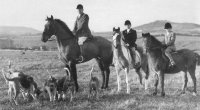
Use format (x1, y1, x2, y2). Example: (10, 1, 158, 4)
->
(112, 27, 149, 93)
(41, 15, 113, 91)
(142, 32, 199, 96)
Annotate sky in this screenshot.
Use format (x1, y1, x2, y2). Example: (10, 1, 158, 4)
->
(0, 0, 199, 32)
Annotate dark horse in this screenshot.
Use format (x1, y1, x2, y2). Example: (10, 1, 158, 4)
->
(41, 16, 113, 91)
(142, 33, 200, 96)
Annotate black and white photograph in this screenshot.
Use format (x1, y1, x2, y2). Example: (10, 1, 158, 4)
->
(0, 0, 200, 109)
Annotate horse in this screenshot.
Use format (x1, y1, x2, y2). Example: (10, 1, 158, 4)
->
(142, 32, 200, 96)
(112, 27, 149, 93)
(41, 15, 113, 91)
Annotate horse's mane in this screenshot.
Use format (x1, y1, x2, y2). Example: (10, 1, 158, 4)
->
(149, 35, 162, 47)
(54, 19, 75, 37)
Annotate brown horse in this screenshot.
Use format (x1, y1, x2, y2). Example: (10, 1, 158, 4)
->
(142, 33, 200, 96)
(112, 27, 149, 93)
(41, 15, 113, 91)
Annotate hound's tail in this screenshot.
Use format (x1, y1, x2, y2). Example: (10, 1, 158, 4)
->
(195, 53, 200, 65)
(1, 68, 15, 82)
(90, 65, 95, 79)
(64, 67, 71, 80)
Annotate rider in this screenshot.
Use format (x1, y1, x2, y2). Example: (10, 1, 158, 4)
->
(73, 4, 93, 62)
(164, 22, 176, 67)
(122, 20, 138, 67)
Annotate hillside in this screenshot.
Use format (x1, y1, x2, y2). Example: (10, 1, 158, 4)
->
(135, 20, 200, 35)
(0, 26, 41, 36)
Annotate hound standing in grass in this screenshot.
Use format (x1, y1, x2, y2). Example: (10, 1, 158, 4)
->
(2, 69, 39, 105)
(88, 65, 100, 99)
(44, 75, 57, 102)
(57, 68, 76, 102)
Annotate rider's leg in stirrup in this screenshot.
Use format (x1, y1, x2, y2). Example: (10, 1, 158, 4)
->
(129, 47, 137, 67)
(77, 45, 84, 62)
(76, 37, 87, 63)
(165, 47, 175, 67)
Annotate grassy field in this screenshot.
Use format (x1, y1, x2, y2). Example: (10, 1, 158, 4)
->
(0, 35, 200, 110)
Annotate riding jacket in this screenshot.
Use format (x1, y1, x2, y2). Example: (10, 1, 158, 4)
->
(164, 31, 176, 47)
(122, 28, 137, 47)
(73, 13, 93, 38)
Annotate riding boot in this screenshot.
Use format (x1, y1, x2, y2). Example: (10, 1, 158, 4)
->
(129, 47, 137, 68)
(76, 45, 84, 63)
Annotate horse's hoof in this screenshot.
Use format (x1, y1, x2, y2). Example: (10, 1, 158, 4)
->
(161, 92, 165, 97)
(152, 92, 157, 96)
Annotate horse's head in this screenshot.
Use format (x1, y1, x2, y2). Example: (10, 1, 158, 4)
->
(142, 32, 163, 53)
(112, 27, 121, 48)
(142, 32, 151, 52)
(42, 15, 56, 42)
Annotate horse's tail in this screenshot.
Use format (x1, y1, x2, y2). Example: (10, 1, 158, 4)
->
(195, 53, 200, 65)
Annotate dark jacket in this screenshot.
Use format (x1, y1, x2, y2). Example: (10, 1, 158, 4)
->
(122, 29, 137, 47)
(73, 13, 92, 38)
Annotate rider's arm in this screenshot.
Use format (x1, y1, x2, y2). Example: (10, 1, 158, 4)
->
(132, 30, 137, 43)
(167, 33, 176, 46)
(76, 14, 89, 32)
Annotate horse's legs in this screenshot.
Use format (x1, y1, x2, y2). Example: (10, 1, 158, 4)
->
(160, 72, 165, 97)
(105, 66, 110, 89)
(181, 71, 188, 94)
(135, 68, 143, 85)
(96, 59, 105, 89)
(153, 72, 159, 96)
(115, 66, 121, 92)
(144, 65, 150, 90)
(188, 67, 197, 95)
(125, 67, 130, 94)
(69, 62, 79, 92)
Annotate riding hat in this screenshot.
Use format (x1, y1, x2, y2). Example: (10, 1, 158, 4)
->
(76, 4, 83, 9)
(164, 22, 172, 29)
(124, 20, 131, 25)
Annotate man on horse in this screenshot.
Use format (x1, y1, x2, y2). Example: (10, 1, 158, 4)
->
(163, 22, 176, 67)
(122, 20, 138, 67)
(73, 4, 93, 62)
